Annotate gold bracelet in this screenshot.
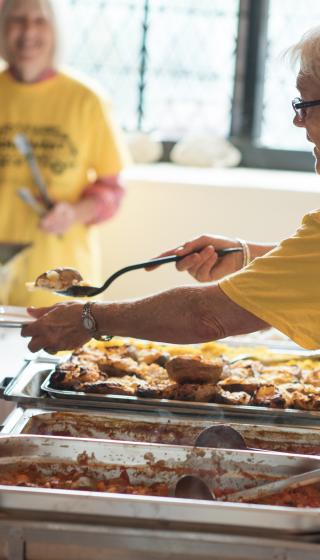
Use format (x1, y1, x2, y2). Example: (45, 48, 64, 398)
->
(237, 239, 251, 268)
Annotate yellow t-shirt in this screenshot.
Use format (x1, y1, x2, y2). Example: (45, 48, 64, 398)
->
(219, 210, 320, 350)
(0, 70, 130, 306)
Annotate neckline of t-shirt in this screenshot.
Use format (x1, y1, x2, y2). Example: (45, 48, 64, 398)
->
(1, 69, 64, 91)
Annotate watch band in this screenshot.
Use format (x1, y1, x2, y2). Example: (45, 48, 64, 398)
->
(81, 302, 113, 341)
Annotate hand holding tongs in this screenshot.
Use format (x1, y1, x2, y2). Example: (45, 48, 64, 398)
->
(56, 247, 243, 297)
(14, 133, 54, 212)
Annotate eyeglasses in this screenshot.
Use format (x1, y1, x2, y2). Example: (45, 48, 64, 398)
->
(292, 96, 320, 121)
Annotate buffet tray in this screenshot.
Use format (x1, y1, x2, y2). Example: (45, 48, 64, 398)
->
(4, 359, 320, 427)
(3, 408, 320, 456)
(41, 363, 320, 427)
(1, 435, 320, 534)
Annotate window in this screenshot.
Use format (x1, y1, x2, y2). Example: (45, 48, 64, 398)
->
(61, 0, 320, 171)
(261, 0, 320, 151)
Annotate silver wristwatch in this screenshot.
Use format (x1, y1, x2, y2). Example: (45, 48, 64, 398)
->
(81, 302, 112, 341)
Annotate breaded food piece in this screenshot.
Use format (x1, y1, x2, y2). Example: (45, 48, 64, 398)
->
(218, 376, 260, 395)
(35, 267, 83, 291)
(136, 379, 177, 400)
(72, 344, 139, 363)
(291, 390, 320, 411)
(165, 355, 223, 384)
(301, 369, 320, 386)
(50, 362, 101, 389)
(253, 385, 291, 408)
(174, 383, 219, 402)
(97, 355, 142, 377)
(215, 387, 252, 406)
(82, 376, 146, 396)
(136, 348, 170, 367)
(259, 365, 301, 385)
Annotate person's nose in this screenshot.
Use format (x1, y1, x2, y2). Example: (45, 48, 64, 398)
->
(22, 19, 37, 37)
(293, 114, 306, 128)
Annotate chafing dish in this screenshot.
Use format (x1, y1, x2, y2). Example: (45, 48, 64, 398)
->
(4, 358, 320, 427)
(1, 435, 320, 534)
(2, 408, 320, 456)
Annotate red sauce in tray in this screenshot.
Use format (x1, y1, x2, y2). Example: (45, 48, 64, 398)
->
(0, 463, 169, 497)
(246, 483, 320, 508)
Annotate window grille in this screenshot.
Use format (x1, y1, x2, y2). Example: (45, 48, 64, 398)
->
(261, 0, 320, 151)
(60, 0, 320, 170)
(62, 0, 239, 137)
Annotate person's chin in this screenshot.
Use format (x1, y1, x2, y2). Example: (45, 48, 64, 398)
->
(313, 147, 320, 174)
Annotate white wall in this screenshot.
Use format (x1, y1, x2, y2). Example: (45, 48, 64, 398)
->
(98, 164, 320, 300)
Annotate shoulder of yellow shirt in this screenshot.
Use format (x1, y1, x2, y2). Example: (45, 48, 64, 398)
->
(57, 66, 112, 108)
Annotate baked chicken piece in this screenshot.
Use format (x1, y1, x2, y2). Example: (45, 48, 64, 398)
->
(215, 387, 252, 406)
(301, 369, 320, 386)
(174, 383, 219, 402)
(253, 384, 291, 408)
(165, 355, 224, 384)
(72, 347, 143, 378)
(218, 376, 260, 395)
(82, 375, 145, 396)
(49, 361, 102, 389)
(33, 267, 83, 291)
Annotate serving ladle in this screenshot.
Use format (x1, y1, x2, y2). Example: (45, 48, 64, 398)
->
(56, 247, 243, 297)
(194, 425, 250, 450)
(174, 467, 320, 503)
(175, 425, 320, 502)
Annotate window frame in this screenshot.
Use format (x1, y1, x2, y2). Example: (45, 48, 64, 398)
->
(229, 0, 314, 171)
(155, 0, 314, 171)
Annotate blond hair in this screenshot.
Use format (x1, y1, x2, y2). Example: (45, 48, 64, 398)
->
(0, 0, 59, 62)
(288, 26, 320, 83)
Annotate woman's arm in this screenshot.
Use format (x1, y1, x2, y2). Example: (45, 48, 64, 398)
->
(22, 284, 269, 353)
(40, 175, 125, 234)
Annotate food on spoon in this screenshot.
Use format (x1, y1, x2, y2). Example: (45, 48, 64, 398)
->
(27, 267, 83, 291)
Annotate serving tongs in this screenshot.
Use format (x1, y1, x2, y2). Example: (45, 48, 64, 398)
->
(175, 467, 320, 502)
(176, 424, 320, 501)
(14, 134, 54, 211)
(55, 247, 243, 297)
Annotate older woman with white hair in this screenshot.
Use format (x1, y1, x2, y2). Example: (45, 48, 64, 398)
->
(0, 0, 130, 306)
(22, 26, 320, 353)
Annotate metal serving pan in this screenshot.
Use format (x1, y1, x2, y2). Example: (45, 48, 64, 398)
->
(3, 408, 320, 456)
(1, 435, 320, 534)
(4, 359, 320, 427)
(41, 363, 320, 427)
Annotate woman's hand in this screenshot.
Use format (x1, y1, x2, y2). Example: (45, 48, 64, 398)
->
(40, 202, 77, 235)
(21, 302, 90, 353)
(147, 235, 244, 282)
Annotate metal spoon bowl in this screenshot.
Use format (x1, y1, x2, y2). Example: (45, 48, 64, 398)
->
(194, 425, 248, 450)
(174, 475, 215, 500)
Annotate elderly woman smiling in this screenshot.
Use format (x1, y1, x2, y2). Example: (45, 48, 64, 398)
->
(22, 26, 320, 353)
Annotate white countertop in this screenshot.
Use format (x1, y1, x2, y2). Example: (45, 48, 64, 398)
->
(0, 328, 32, 381)
(0, 328, 33, 424)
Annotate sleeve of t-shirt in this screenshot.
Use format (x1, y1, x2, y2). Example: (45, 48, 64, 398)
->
(86, 94, 131, 177)
(219, 210, 320, 350)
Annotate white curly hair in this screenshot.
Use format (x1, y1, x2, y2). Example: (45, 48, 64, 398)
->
(289, 26, 320, 83)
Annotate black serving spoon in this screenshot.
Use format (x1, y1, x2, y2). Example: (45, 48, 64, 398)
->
(56, 247, 243, 297)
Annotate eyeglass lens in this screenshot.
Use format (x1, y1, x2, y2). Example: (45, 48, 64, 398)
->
(293, 98, 305, 120)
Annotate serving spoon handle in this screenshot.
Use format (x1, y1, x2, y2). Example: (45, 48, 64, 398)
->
(57, 247, 243, 297)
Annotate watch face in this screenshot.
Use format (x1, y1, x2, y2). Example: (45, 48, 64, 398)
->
(83, 316, 95, 331)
